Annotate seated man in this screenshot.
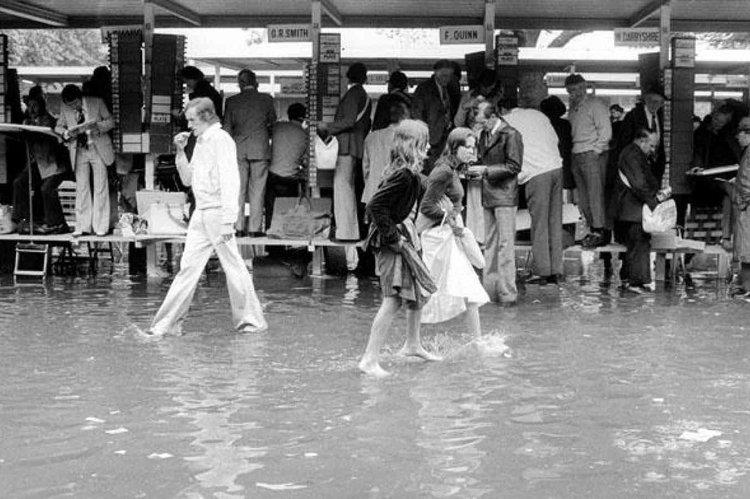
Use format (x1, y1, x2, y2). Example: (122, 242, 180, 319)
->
(265, 103, 307, 231)
(12, 93, 70, 234)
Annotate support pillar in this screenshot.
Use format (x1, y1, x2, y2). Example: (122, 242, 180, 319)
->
(143, 1, 155, 191)
(484, 0, 495, 67)
(659, 0, 671, 71)
(214, 64, 222, 96)
(309, 0, 322, 199)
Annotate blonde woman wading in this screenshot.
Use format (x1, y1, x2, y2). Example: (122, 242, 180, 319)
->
(148, 97, 267, 337)
(359, 120, 440, 377)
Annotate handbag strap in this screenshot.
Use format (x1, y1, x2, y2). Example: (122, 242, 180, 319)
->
(356, 95, 372, 123)
(618, 169, 632, 189)
(295, 195, 313, 211)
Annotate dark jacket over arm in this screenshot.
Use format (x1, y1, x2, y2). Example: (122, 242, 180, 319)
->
(366, 168, 422, 247)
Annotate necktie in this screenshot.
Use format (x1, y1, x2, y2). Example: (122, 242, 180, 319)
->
(76, 109, 88, 148)
(438, 83, 450, 123)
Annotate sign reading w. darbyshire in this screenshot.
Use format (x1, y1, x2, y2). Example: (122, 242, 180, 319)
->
(614, 28, 660, 47)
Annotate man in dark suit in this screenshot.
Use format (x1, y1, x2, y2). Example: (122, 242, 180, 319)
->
(180, 66, 223, 121)
(371, 71, 410, 132)
(612, 128, 668, 293)
(412, 59, 455, 172)
(223, 68, 277, 235)
(614, 87, 666, 181)
(604, 87, 666, 275)
(179, 66, 224, 162)
(319, 62, 372, 250)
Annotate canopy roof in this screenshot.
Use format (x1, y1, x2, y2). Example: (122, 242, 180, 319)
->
(2, 0, 750, 31)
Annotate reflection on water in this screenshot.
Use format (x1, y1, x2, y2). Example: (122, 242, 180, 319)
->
(156, 337, 268, 497)
(1, 270, 750, 497)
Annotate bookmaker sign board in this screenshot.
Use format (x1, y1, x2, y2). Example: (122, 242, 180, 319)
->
(614, 28, 659, 47)
(267, 24, 311, 43)
(439, 25, 485, 45)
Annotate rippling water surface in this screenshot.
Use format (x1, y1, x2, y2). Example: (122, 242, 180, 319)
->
(1, 270, 750, 497)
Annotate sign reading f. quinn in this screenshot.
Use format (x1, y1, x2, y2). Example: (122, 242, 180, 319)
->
(268, 24, 312, 43)
(439, 25, 485, 45)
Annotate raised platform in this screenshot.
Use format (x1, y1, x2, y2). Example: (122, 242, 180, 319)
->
(0, 232, 363, 277)
(0, 233, 729, 282)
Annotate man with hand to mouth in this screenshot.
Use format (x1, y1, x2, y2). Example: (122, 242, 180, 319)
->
(148, 97, 267, 337)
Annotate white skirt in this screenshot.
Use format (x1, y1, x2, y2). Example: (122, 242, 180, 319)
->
(420, 223, 490, 324)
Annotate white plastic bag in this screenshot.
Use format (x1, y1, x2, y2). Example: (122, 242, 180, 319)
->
(0, 205, 15, 234)
(642, 199, 677, 234)
(145, 202, 187, 235)
(314, 135, 339, 171)
(457, 226, 485, 269)
(618, 170, 676, 234)
(420, 224, 489, 324)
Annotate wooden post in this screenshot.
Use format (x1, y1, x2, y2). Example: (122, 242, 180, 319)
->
(659, 0, 671, 71)
(143, 1, 155, 190)
(484, 0, 495, 67)
(214, 64, 221, 94)
(309, 0, 322, 199)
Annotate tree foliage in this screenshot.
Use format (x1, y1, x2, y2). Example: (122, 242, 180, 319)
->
(376, 29, 435, 45)
(241, 28, 265, 46)
(6, 29, 107, 66)
(698, 33, 750, 49)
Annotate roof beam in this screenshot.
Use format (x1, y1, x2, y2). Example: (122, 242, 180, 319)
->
(321, 0, 342, 26)
(0, 0, 67, 27)
(629, 0, 663, 28)
(147, 0, 201, 26)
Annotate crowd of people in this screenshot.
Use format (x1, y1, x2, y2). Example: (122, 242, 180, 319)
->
(11, 65, 138, 236)
(7, 59, 750, 299)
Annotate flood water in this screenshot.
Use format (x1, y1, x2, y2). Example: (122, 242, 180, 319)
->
(1, 267, 750, 498)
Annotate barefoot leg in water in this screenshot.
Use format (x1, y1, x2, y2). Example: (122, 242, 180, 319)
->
(359, 297, 400, 377)
(398, 306, 443, 361)
(464, 301, 482, 340)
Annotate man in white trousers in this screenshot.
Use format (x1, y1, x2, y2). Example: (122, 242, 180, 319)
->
(148, 97, 267, 336)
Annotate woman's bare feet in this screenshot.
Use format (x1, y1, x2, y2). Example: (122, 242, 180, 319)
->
(358, 357, 391, 378)
(397, 344, 443, 362)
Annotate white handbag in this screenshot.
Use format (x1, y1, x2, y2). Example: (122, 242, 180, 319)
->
(641, 199, 677, 233)
(0, 205, 15, 234)
(145, 202, 188, 235)
(314, 135, 339, 171)
(619, 170, 676, 233)
(457, 227, 485, 269)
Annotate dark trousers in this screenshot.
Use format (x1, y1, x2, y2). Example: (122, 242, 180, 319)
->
(614, 220, 651, 286)
(264, 172, 300, 230)
(12, 167, 66, 226)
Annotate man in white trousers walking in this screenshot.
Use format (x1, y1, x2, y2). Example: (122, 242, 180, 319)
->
(148, 97, 267, 336)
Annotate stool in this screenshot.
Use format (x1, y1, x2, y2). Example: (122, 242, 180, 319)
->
(14, 242, 49, 277)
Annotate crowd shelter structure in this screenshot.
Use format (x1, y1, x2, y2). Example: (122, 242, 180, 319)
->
(0, 0, 749, 281)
